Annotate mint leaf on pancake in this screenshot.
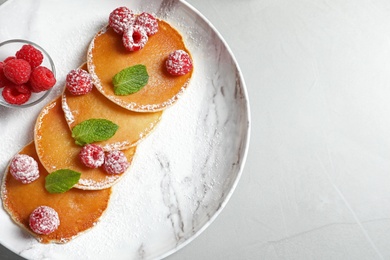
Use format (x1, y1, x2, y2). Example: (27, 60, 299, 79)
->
(45, 169, 81, 193)
(72, 118, 119, 146)
(112, 64, 149, 95)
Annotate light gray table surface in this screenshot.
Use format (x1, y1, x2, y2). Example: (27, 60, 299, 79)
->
(3, 0, 390, 259)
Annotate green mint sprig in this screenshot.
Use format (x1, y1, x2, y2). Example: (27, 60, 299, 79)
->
(112, 64, 149, 95)
(45, 169, 81, 194)
(71, 118, 119, 146)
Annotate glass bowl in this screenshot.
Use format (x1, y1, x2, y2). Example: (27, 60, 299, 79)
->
(0, 39, 56, 108)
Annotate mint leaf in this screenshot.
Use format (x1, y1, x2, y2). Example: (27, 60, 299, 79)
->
(112, 64, 149, 95)
(72, 118, 119, 146)
(45, 169, 81, 194)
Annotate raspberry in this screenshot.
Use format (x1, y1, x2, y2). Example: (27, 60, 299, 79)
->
(109, 6, 135, 34)
(0, 62, 12, 88)
(134, 12, 158, 36)
(9, 154, 39, 184)
(122, 25, 148, 51)
(29, 66, 56, 92)
(166, 50, 193, 76)
(29, 206, 60, 235)
(15, 44, 44, 68)
(79, 144, 105, 168)
(3, 59, 31, 85)
(66, 68, 93, 95)
(3, 56, 15, 63)
(2, 84, 31, 105)
(103, 150, 129, 174)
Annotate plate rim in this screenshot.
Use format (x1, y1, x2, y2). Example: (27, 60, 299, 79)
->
(158, 0, 251, 258)
(0, 0, 252, 259)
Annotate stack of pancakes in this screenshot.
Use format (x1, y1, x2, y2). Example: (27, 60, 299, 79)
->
(1, 14, 192, 244)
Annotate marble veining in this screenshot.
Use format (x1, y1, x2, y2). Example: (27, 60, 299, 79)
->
(158, 153, 186, 244)
(157, 0, 179, 19)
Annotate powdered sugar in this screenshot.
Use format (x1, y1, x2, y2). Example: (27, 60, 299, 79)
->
(101, 141, 131, 151)
(9, 154, 39, 184)
(76, 175, 120, 190)
(65, 68, 93, 95)
(29, 206, 60, 235)
(87, 20, 193, 112)
(87, 46, 191, 111)
(108, 6, 135, 35)
(103, 150, 129, 174)
(79, 144, 105, 168)
(134, 12, 159, 36)
(166, 49, 193, 76)
(61, 94, 75, 125)
(122, 24, 148, 51)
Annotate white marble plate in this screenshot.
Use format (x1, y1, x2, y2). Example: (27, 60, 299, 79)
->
(0, 0, 250, 259)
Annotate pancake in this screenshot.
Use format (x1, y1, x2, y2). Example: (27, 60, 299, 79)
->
(62, 64, 162, 151)
(34, 97, 136, 190)
(0, 142, 111, 244)
(87, 20, 193, 112)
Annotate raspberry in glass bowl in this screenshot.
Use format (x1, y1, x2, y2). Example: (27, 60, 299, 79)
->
(0, 39, 56, 108)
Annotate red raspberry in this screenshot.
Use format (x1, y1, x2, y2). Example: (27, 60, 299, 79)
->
(2, 84, 31, 105)
(0, 62, 12, 88)
(134, 12, 158, 36)
(29, 206, 60, 235)
(166, 50, 193, 76)
(29, 66, 56, 92)
(103, 150, 129, 174)
(79, 144, 105, 168)
(9, 154, 39, 184)
(109, 6, 135, 34)
(3, 59, 31, 85)
(3, 56, 15, 63)
(15, 44, 44, 68)
(122, 25, 148, 51)
(66, 68, 93, 95)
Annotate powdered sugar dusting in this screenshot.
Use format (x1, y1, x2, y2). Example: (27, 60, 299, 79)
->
(65, 68, 93, 95)
(0, 162, 9, 201)
(87, 21, 193, 112)
(166, 49, 193, 76)
(109, 6, 135, 34)
(87, 45, 191, 112)
(76, 175, 120, 190)
(61, 94, 75, 125)
(35, 100, 56, 137)
(122, 24, 148, 51)
(103, 150, 129, 174)
(135, 12, 159, 36)
(29, 206, 60, 235)
(101, 141, 131, 151)
(9, 154, 39, 184)
(79, 144, 105, 168)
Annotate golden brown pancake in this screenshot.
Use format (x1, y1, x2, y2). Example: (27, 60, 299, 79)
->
(34, 97, 136, 190)
(62, 64, 162, 151)
(87, 20, 193, 112)
(1, 142, 111, 244)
